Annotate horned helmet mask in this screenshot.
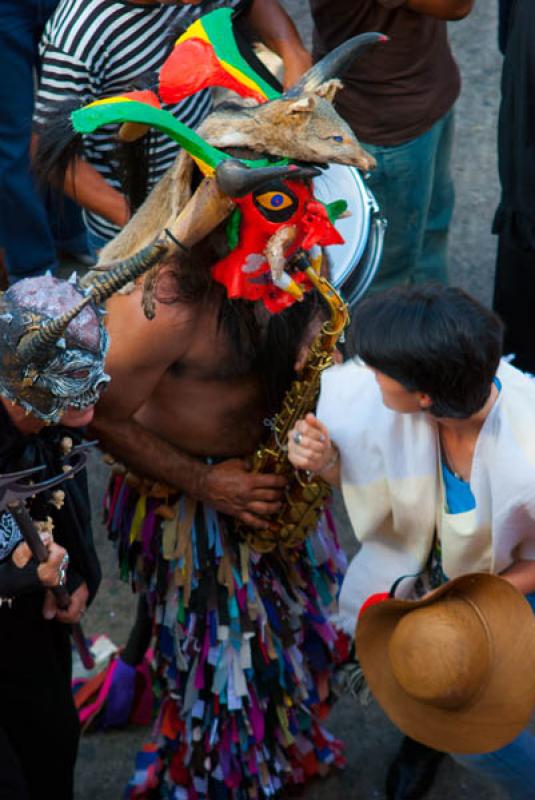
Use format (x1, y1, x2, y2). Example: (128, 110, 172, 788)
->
(0, 240, 166, 423)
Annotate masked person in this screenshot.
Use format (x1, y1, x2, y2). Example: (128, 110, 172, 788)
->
(0, 243, 165, 800)
(34, 7, 386, 793)
(288, 284, 535, 800)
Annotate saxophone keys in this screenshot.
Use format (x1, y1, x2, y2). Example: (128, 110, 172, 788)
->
(288, 502, 309, 522)
(302, 483, 321, 502)
(279, 524, 296, 542)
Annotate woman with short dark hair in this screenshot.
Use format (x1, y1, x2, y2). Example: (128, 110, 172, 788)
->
(288, 284, 535, 799)
(352, 284, 503, 418)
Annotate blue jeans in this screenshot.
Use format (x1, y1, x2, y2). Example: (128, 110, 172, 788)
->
(0, 0, 86, 279)
(451, 592, 535, 799)
(86, 229, 109, 261)
(361, 111, 455, 293)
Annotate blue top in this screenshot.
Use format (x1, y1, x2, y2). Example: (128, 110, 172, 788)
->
(441, 377, 502, 514)
(442, 463, 476, 513)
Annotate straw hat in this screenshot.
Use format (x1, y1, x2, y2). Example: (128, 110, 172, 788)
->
(355, 573, 535, 753)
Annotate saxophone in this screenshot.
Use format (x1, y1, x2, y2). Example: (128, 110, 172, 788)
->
(239, 255, 349, 556)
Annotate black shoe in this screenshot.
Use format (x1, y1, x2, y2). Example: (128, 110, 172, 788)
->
(385, 736, 445, 800)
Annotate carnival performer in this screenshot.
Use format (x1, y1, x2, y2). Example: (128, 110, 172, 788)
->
(0, 239, 172, 799)
(288, 284, 535, 800)
(33, 8, 387, 792)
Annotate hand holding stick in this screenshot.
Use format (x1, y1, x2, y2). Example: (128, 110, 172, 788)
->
(0, 453, 97, 670)
(7, 500, 94, 669)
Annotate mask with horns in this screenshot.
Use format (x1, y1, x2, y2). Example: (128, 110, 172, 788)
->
(0, 240, 166, 422)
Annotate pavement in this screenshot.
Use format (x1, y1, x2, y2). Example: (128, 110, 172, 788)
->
(75, 3, 510, 798)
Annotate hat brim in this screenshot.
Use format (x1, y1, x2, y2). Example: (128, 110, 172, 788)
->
(356, 573, 535, 753)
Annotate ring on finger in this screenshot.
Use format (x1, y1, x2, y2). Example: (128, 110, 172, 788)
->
(58, 553, 69, 587)
(293, 431, 303, 445)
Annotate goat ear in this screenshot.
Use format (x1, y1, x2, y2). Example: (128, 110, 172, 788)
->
(315, 79, 343, 103)
(287, 95, 318, 114)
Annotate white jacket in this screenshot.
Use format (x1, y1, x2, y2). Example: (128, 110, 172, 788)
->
(317, 359, 535, 634)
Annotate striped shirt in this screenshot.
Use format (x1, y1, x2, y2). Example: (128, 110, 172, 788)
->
(34, 0, 242, 242)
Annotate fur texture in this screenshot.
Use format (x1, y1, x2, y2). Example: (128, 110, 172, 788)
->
(96, 80, 374, 265)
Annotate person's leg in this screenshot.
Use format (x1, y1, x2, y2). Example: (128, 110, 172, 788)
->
(361, 124, 441, 294)
(452, 594, 535, 799)
(493, 227, 535, 373)
(0, 725, 30, 800)
(452, 730, 535, 800)
(385, 736, 445, 800)
(412, 111, 455, 285)
(0, 606, 79, 800)
(0, 0, 59, 280)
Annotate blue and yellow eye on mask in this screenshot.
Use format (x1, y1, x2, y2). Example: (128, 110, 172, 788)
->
(253, 182, 298, 223)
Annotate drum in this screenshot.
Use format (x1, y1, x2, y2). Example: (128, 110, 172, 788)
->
(313, 163, 385, 307)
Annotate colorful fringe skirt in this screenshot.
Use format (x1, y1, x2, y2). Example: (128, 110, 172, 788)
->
(104, 471, 347, 799)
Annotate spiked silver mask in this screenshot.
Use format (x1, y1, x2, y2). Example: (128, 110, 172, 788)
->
(0, 238, 167, 423)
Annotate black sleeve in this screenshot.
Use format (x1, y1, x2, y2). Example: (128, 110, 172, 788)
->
(232, 1, 283, 93)
(498, 0, 515, 54)
(0, 558, 41, 597)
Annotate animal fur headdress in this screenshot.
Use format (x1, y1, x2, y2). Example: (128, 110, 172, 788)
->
(36, 9, 387, 313)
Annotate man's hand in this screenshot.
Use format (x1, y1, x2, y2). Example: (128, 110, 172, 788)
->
(198, 459, 287, 529)
(43, 581, 89, 624)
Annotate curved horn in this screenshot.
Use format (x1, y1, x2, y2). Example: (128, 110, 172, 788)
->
(283, 32, 388, 99)
(215, 159, 322, 198)
(17, 296, 92, 364)
(85, 236, 169, 305)
(18, 237, 168, 364)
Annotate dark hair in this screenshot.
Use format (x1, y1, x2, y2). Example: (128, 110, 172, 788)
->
(350, 285, 504, 418)
(153, 246, 322, 415)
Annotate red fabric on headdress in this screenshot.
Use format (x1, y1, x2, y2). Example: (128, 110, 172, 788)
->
(159, 38, 266, 105)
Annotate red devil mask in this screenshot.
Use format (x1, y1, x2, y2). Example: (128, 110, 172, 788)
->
(211, 177, 344, 313)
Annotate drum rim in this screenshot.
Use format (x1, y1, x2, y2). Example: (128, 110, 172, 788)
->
(338, 211, 386, 307)
(313, 163, 373, 292)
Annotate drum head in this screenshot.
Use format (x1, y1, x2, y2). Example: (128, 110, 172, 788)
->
(313, 164, 383, 305)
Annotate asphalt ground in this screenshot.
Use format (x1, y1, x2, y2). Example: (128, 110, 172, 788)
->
(75, 3, 511, 798)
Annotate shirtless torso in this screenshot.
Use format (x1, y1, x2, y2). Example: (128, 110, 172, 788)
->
(91, 278, 293, 528)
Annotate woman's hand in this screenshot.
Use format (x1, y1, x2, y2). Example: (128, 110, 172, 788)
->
(288, 413, 336, 474)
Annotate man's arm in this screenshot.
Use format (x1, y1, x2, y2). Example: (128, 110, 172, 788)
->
(61, 154, 130, 229)
(33, 41, 131, 227)
(383, 0, 475, 20)
(245, 0, 312, 88)
(91, 289, 285, 528)
(31, 135, 130, 228)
